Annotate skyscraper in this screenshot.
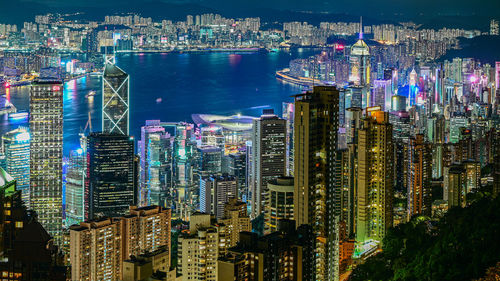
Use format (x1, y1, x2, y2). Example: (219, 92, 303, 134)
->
(2, 127, 30, 206)
(407, 134, 433, 218)
(138, 120, 172, 206)
(85, 133, 136, 220)
(282, 102, 295, 176)
(356, 109, 393, 244)
(349, 19, 370, 87)
(102, 56, 129, 135)
(200, 174, 237, 220)
(30, 75, 63, 244)
(293, 86, 339, 281)
(70, 218, 122, 281)
(264, 176, 294, 234)
(65, 148, 86, 226)
(250, 109, 286, 219)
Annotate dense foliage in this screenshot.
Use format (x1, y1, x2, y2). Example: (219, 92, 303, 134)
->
(349, 195, 500, 281)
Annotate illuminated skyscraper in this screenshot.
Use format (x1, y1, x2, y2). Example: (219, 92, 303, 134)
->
(65, 148, 86, 226)
(250, 109, 286, 219)
(2, 127, 30, 206)
(349, 19, 370, 87)
(373, 79, 392, 110)
(30, 75, 63, 244)
(102, 56, 129, 135)
(294, 86, 339, 281)
(282, 102, 295, 176)
(138, 120, 172, 206)
(200, 174, 237, 220)
(264, 176, 294, 234)
(356, 109, 393, 244)
(85, 133, 136, 220)
(407, 134, 432, 219)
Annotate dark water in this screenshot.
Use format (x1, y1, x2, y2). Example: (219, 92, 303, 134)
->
(2, 49, 318, 154)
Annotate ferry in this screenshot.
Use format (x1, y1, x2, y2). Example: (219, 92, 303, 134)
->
(0, 104, 17, 116)
(9, 112, 29, 121)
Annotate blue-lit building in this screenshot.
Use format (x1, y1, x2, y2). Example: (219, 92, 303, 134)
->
(1, 127, 30, 207)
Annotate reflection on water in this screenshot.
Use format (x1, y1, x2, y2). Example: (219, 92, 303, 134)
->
(0, 50, 314, 155)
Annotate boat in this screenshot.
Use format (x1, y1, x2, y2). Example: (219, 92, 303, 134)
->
(0, 104, 17, 116)
(85, 91, 96, 98)
(9, 111, 29, 120)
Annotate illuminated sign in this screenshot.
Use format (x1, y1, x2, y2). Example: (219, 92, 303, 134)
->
(52, 85, 61, 91)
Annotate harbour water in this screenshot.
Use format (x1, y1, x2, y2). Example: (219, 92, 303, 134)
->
(1, 49, 318, 154)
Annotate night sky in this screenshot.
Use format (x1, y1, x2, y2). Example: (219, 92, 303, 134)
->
(1, 0, 500, 28)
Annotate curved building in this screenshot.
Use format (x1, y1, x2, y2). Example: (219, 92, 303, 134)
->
(192, 114, 256, 131)
(264, 176, 294, 234)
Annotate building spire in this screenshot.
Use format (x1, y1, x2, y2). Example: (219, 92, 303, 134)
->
(359, 16, 363, 40)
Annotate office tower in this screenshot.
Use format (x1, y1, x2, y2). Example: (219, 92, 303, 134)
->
(250, 109, 286, 219)
(1, 127, 30, 206)
(449, 117, 469, 144)
(70, 218, 122, 281)
(407, 134, 432, 218)
(446, 164, 466, 208)
(349, 20, 370, 87)
(463, 161, 480, 193)
(30, 74, 63, 244)
(197, 146, 222, 178)
(102, 56, 129, 135)
(227, 152, 246, 199)
(200, 175, 237, 220)
(391, 95, 407, 111)
(179, 213, 226, 281)
(264, 176, 294, 234)
(356, 109, 393, 244)
(218, 221, 313, 281)
(120, 206, 172, 263)
(282, 102, 295, 176)
(294, 86, 339, 281)
(173, 122, 196, 208)
(200, 126, 225, 149)
(138, 120, 172, 206)
(65, 148, 86, 226)
(495, 62, 500, 90)
(491, 19, 499, 35)
(373, 79, 392, 110)
(86, 133, 136, 220)
(218, 199, 251, 248)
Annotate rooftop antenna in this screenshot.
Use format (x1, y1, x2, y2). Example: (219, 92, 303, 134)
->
(359, 16, 363, 40)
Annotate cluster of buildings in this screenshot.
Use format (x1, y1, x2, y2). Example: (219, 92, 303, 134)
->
(0, 12, 498, 281)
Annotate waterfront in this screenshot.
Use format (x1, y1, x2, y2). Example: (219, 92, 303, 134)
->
(1, 49, 317, 154)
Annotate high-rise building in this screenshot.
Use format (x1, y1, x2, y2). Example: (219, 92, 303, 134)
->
(120, 206, 172, 264)
(197, 146, 222, 178)
(200, 174, 237, 220)
(227, 152, 246, 199)
(282, 102, 295, 176)
(218, 199, 251, 248)
(349, 21, 370, 87)
(463, 160, 480, 193)
(293, 86, 339, 281)
(179, 213, 226, 281)
(2, 127, 30, 206)
(250, 109, 286, 219)
(70, 218, 122, 280)
(490, 19, 499, 35)
(264, 176, 294, 234)
(86, 133, 136, 220)
(356, 109, 393, 244)
(407, 134, 432, 218)
(446, 164, 466, 208)
(218, 221, 313, 281)
(138, 120, 172, 206)
(30, 75, 63, 244)
(102, 56, 129, 135)
(372, 79, 392, 110)
(65, 148, 86, 227)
